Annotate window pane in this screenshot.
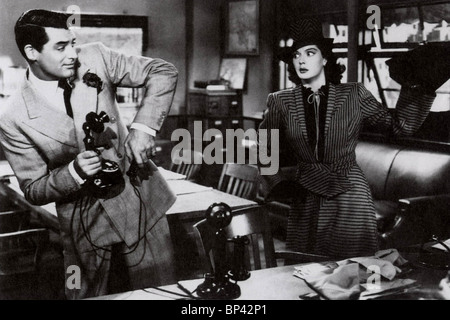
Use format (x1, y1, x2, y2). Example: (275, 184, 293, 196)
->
(433, 79, 450, 111)
(362, 66, 382, 104)
(336, 57, 348, 83)
(329, 24, 348, 43)
(382, 7, 421, 42)
(383, 90, 400, 109)
(373, 58, 400, 90)
(422, 3, 450, 24)
(423, 3, 450, 42)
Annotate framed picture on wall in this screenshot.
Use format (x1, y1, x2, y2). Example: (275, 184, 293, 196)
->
(219, 58, 247, 90)
(224, 0, 260, 56)
(74, 13, 148, 55)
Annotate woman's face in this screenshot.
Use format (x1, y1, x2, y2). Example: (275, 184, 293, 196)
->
(292, 44, 326, 84)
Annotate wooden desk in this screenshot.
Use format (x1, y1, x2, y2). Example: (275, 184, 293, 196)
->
(166, 180, 257, 220)
(89, 265, 315, 300)
(0, 165, 256, 230)
(89, 261, 449, 300)
(0, 164, 257, 279)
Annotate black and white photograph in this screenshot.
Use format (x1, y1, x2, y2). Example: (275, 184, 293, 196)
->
(0, 0, 449, 310)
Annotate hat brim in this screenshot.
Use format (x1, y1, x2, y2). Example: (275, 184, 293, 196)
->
(278, 38, 334, 64)
(386, 42, 450, 92)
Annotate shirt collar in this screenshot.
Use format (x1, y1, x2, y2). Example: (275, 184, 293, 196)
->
(28, 68, 60, 94)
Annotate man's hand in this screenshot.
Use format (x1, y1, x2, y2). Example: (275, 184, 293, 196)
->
(124, 129, 156, 169)
(74, 150, 103, 180)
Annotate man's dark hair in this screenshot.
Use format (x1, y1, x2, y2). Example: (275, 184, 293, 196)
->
(15, 9, 71, 60)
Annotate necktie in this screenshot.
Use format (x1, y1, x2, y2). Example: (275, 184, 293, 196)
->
(58, 79, 73, 118)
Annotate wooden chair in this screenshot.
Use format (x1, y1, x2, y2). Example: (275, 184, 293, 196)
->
(192, 204, 332, 276)
(0, 210, 31, 233)
(0, 211, 64, 299)
(217, 163, 260, 200)
(169, 149, 203, 181)
(0, 228, 49, 276)
(0, 228, 51, 299)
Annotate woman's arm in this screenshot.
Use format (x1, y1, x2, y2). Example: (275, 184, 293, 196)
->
(358, 83, 436, 137)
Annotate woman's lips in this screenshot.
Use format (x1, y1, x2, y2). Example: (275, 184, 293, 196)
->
(299, 68, 308, 73)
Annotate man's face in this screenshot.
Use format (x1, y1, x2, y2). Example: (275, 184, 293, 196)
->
(32, 27, 78, 80)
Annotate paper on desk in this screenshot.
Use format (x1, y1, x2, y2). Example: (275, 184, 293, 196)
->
(293, 262, 339, 280)
(293, 249, 412, 300)
(295, 262, 361, 300)
(359, 278, 417, 300)
(158, 167, 187, 180)
(168, 180, 213, 195)
(432, 238, 450, 251)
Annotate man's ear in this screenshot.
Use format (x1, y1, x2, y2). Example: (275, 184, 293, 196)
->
(24, 44, 38, 62)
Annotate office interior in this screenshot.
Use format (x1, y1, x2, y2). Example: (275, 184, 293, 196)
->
(0, 0, 449, 300)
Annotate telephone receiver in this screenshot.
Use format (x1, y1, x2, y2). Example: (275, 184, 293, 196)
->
(82, 111, 125, 199)
(418, 234, 450, 270)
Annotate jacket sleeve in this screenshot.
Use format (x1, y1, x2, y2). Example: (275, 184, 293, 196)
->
(257, 93, 286, 199)
(358, 83, 436, 136)
(95, 43, 178, 132)
(0, 116, 82, 206)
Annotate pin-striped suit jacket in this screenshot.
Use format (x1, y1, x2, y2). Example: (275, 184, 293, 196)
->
(259, 83, 435, 257)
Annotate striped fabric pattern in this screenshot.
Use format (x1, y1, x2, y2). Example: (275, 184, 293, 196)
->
(259, 83, 435, 258)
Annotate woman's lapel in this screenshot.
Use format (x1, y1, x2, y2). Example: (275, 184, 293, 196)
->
(324, 83, 337, 141)
(291, 86, 310, 145)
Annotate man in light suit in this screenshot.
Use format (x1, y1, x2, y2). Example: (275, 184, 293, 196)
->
(0, 9, 178, 299)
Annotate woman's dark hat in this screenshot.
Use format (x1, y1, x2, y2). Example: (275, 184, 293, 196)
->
(278, 18, 334, 64)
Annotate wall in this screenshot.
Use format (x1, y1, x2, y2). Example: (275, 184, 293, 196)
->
(0, 0, 186, 113)
(190, 0, 276, 118)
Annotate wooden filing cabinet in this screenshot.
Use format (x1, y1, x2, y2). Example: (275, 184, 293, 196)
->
(187, 89, 243, 138)
(187, 89, 244, 187)
(188, 89, 242, 117)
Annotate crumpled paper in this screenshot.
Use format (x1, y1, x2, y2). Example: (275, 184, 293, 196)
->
(294, 249, 409, 300)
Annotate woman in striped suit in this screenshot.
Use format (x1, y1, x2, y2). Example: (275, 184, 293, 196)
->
(258, 19, 437, 258)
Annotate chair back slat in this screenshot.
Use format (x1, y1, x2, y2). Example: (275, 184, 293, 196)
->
(169, 150, 203, 181)
(249, 234, 261, 270)
(217, 163, 260, 200)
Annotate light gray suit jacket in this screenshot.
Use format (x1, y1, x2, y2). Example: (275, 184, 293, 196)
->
(0, 42, 177, 253)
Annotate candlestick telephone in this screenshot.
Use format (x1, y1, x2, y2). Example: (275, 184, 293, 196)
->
(196, 202, 251, 299)
(82, 111, 125, 199)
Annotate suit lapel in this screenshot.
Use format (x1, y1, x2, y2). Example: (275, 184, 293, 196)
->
(291, 86, 309, 144)
(323, 83, 350, 160)
(324, 83, 337, 141)
(70, 63, 99, 151)
(21, 78, 77, 148)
